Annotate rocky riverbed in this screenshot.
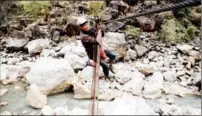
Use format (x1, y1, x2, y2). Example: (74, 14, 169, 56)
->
(0, 0, 201, 115)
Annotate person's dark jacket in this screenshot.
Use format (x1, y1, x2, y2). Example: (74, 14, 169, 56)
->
(80, 28, 104, 59)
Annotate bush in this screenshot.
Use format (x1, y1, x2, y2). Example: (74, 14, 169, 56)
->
(173, 8, 191, 18)
(125, 26, 141, 37)
(20, 1, 51, 19)
(158, 19, 198, 43)
(89, 1, 105, 16)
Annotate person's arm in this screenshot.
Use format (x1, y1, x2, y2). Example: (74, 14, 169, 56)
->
(81, 35, 100, 45)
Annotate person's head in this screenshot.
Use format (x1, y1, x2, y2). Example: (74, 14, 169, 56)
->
(77, 18, 88, 31)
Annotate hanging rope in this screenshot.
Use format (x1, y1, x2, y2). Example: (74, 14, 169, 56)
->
(89, 23, 102, 115)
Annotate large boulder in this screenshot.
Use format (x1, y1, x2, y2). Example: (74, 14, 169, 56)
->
(162, 82, 188, 97)
(147, 51, 159, 60)
(143, 72, 164, 99)
(104, 21, 125, 32)
(123, 76, 144, 96)
(176, 44, 193, 55)
(135, 44, 149, 57)
(25, 39, 50, 54)
(99, 96, 156, 115)
(98, 8, 119, 21)
(163, 70, 176, 82)
(26, 84, 47, 109)
(124, 48, 137, 61)
(59, 45, 87, 57)
(115, 70, 132, 84)
(102, 32, 127, 58)
(24, 22, 44, 39)
(17, 61, 33, 77)
(64, 16, 86, 37)
(64, 53, 88, 70)
(5, 30, 29, 51)
(136, 16, 155, 32)
(135, 62, 154, 76)
(73, 66, 104, 99)
(40, 49, 56, 57)
(0, 65, 21, 84)
(25, 57, 75, 95)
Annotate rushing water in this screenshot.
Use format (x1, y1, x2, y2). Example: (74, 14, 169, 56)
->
(0, 81, 201, 115)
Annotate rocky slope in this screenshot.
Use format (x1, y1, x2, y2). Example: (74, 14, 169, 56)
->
(0, 1, 201, 115)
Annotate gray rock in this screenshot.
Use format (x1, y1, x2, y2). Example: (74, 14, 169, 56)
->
(0, 65, 21, 85)
(6, 37, 28, 51)
(7, 58, 21, 65)
(163, 70, 176, 82)
(188, 56, 195, 66)
(135, 62, 154, 76)
(148, 51, 158, 60)
(73, 66, 104, 99)
(188, 50, 200, 57)
(115, 70, 132, 84)
(176, 44, 193, 55)
(105, 21, 125, 32)
(98, 8, 119, 21)
(26, 84, 47, 109)
(40, 49, 55, 57)
(102, 32, 127, 57)
(24, 22, 43, 39)
(123, 76, 144, 96)
(52, 31, 60, 43)
(25, 57, 75, 95)
(176, 70, 186, 77)
(59, 45, 87, 57)
(124, 48, 137, 61)
(135, 44, 148, 57)
(143, 72, 164, 99)
(64, 53, 87, 70)
(25, 39, 50, 54)
(99, 96, 156, 115)
(162, 83, 187, 96)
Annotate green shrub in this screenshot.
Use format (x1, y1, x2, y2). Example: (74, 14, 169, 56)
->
(158, 19, 198, 43)
(89, 1, 105, 16)
(173, 8, 191, 18)
(20, 1, 51, 19)
(125, 26, 141, 37)
(186, 25, 197, 38)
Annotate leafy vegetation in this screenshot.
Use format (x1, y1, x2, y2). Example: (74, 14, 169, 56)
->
(20, 1, 51, 19)
(173, 8, 191, 18)
(125, 26, 141, 37)
(158, 19, 198, 43)
(89, 1, 105, 16)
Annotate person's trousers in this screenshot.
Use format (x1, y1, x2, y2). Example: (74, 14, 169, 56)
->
(100, 50, 116, 77)
(86, 49, 116, 77)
